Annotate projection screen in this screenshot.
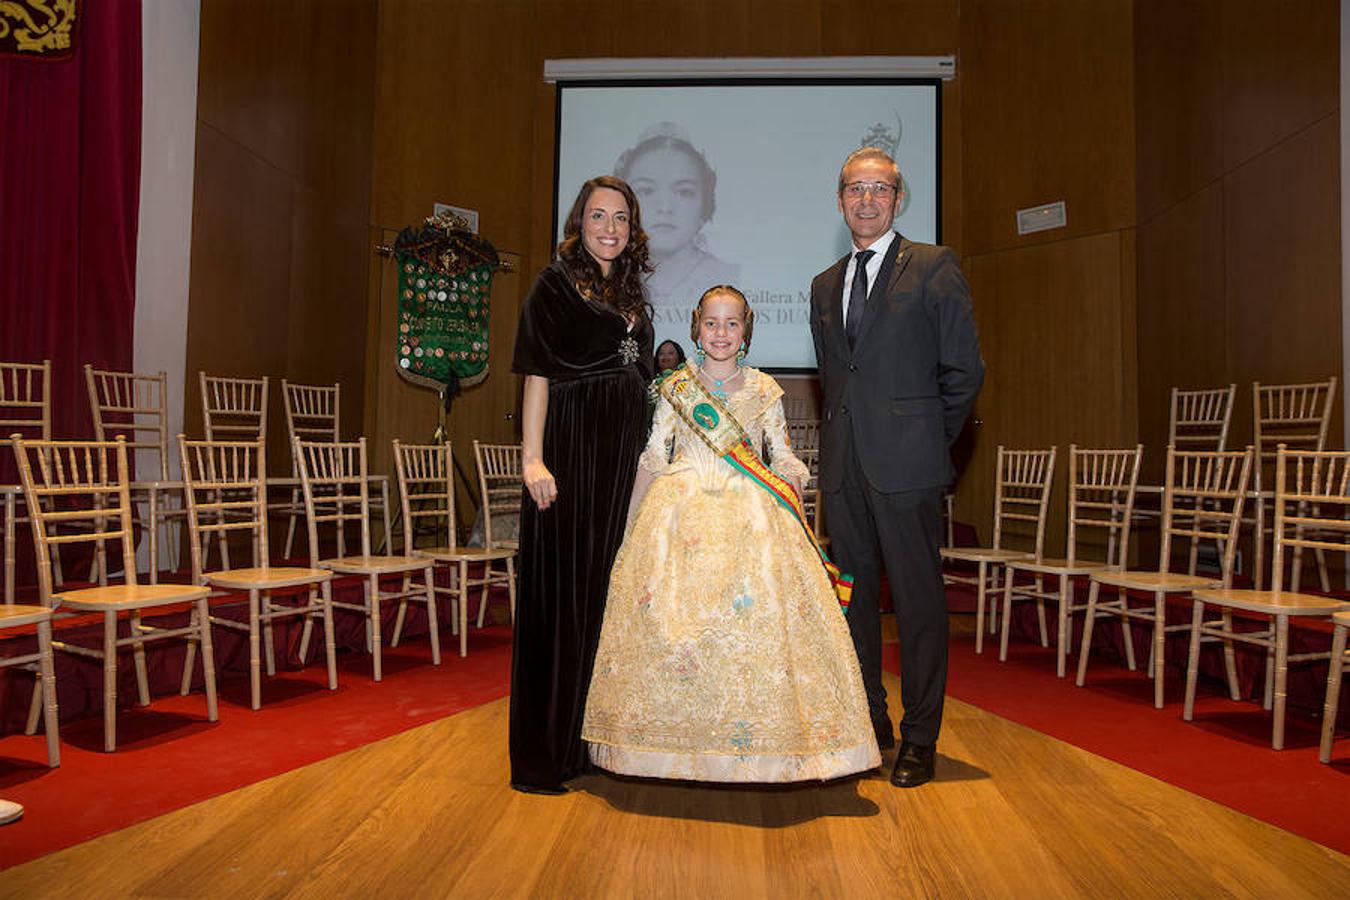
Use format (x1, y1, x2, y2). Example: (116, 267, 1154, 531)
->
(554, 79, 941, 372)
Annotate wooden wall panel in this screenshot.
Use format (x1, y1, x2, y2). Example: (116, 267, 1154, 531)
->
(1134, 182, 1226, 477)
(1224, 114, 1343, 446)
(1221, 0, 1338, 172)
(960, 0, 1135, 257)
(1134, 0, 1224, 223)
(187, 0, 377, 473)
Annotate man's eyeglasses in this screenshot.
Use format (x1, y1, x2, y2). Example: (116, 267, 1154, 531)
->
(842, 181, 899, 199)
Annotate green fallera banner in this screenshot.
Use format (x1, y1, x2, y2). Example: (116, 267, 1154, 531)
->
(394, 215, 499, 393)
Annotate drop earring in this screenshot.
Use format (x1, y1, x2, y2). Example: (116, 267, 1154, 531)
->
(736, 344, 746, 362)
(695, 341, 706, 363)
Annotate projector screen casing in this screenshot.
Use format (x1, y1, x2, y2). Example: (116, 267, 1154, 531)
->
(554, 78, 942, 373)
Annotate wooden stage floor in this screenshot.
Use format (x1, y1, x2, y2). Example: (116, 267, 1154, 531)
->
(2, 669, 1346, 898)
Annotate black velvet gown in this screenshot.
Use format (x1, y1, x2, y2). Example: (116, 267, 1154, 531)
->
(508, 260, 653, 792)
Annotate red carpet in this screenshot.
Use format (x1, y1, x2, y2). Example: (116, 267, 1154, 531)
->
(885, 624, 1350, 855)
(0, 626, 513, 870)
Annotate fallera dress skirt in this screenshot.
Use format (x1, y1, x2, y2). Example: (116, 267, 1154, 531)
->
(582, 367, 880, 782)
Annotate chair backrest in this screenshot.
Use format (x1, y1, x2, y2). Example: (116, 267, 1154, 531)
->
(10, 436, 137, 601)
(200, 373, 269, 441)
(283, 380, 340, 447)
(1168, 384, 1235, 452)
(797, 446, 823, 537)
(1159, 446, 1254, 585)
(178, 436, 269, 578)
(393, 440, 457, 554)
(473, 441, 522, 550)
(85, 365, 170, 480)
(1252, 378, 1338, 490)
(786, 418, 821, 453)
(0, 360, 52, 441)
(991, 445, 1057, 558)
(1272, 447, 1350, 593)
(1065, 444, 1144, 567)
(293, 436, 370, 561)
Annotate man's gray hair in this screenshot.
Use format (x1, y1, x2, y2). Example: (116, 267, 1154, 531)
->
(838, 147, 902, 192)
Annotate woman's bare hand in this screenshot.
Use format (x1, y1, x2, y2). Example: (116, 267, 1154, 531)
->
(524, 459, 557, 510)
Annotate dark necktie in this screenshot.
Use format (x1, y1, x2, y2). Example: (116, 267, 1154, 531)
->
(845, 249, 875, 348)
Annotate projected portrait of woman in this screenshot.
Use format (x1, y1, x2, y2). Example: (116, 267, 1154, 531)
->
(614, 124, 739, 320)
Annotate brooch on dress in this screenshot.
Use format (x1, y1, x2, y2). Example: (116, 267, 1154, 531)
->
(618, 336, 639, 365)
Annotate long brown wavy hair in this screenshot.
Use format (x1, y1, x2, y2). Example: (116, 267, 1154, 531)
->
(557, 175, 652, 321)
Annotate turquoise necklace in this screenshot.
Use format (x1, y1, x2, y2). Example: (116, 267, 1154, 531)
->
(700, 363, 741, 400)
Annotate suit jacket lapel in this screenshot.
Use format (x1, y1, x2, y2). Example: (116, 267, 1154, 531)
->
(822, 253, 850, 358)
(852, 233, 909, 356)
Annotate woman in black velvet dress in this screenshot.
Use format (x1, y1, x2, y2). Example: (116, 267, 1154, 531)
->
(508, 175, 654, 793)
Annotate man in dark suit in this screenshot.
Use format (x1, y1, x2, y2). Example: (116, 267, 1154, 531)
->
(809, 147, 984, 788)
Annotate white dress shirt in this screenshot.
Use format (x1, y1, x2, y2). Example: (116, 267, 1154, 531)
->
(840, 229, 897, 322)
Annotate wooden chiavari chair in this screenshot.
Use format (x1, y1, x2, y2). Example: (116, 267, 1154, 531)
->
(394, 441, 515, 657)
(1169, 385, 1236, 451)
(940, 446, 1057, 654)
(473, 441, 522, 626)
(2, 359, 61, 603)
(1076, 446, 1253, 709)
(1183, 448, 1350, 750)
(1250, 378, 1337, 592)
(796, 447, 824, 540)
(84, 365, 188, 583)
(178, 436, 336, 710)
(11, 436, 217, 752)
(0, 599, 59, 767)
(199, 373, 269, 569)
(1001, 445, 1143, 676)
(293, 437, 438, 680)
(1321, 609, 1350, 763)
(281, 380, 340, 560)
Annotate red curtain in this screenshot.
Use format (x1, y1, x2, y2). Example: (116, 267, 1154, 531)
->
(0, 0, 143, 450)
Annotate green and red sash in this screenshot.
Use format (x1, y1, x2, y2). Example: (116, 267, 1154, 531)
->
(662, 364, 853, 613)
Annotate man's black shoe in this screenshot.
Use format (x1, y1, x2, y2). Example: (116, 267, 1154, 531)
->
(889, 741, 936, 788)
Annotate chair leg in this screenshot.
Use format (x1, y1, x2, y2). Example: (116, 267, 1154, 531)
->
(180, 606, 198, 696)
(1035, 574, 1048, 648)
(1220, 609, 1241, 701)
(391, 591, 409, 648)
(262, 592, 277, 677)
(131, 612, 150, 707)
(1119, 587, 1137, 671)
(1153, 591, 1167, 709)
(1056, 575, 1071, 678)
(507, 556, 517, 623)
(459, 560, 469, 658)
(1253, 500, 1266, 592)
(477, 561, 491, 629)
(36, 619, 60, 767)
(298, 606, 315, 662)
(1320, 623, 1348, 763)
(369, 575, 383, 682)
(25, 672, 42, 735)
(1263, 642, 1275, 711)
(974, 561, 988, 654)
(1272, 615, 1290, 750)
(322, 581, 337, 690)
(102, 612, 118, 752)
(998, 567, 1015, 662)
(424, 566, 441, 665)
(283, 487, 300, 559)
(1315, 546, 1330, 593)
(247, 588, 262, 710)
(1076, 580, 1101, 686)
(197, 596, 219, 723)
(1183, 599, 1205, 722)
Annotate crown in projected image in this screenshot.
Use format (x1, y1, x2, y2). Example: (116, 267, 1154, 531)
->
(859, 113, 902, 157)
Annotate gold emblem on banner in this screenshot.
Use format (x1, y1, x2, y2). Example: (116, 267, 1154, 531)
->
(0, 0, 78, 59)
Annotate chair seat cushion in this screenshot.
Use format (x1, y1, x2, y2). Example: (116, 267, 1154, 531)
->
(1090, 570, 1220, 592)
(1008, 557, 1110, 576)
(320, 555, 431, 575)
(1190, 588, 1350, 616)
(940, 547, 1032, 564)
(55, 582, 210, 611)
(205, 566, 333, 590)
(414, 546, 515, 563)
(0, 604, 52, 628)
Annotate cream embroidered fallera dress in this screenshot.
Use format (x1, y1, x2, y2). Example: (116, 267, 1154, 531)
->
(582, 367, 880, 782)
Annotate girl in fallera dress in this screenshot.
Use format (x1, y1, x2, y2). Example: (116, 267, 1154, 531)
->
(582, 286, 880, 783)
